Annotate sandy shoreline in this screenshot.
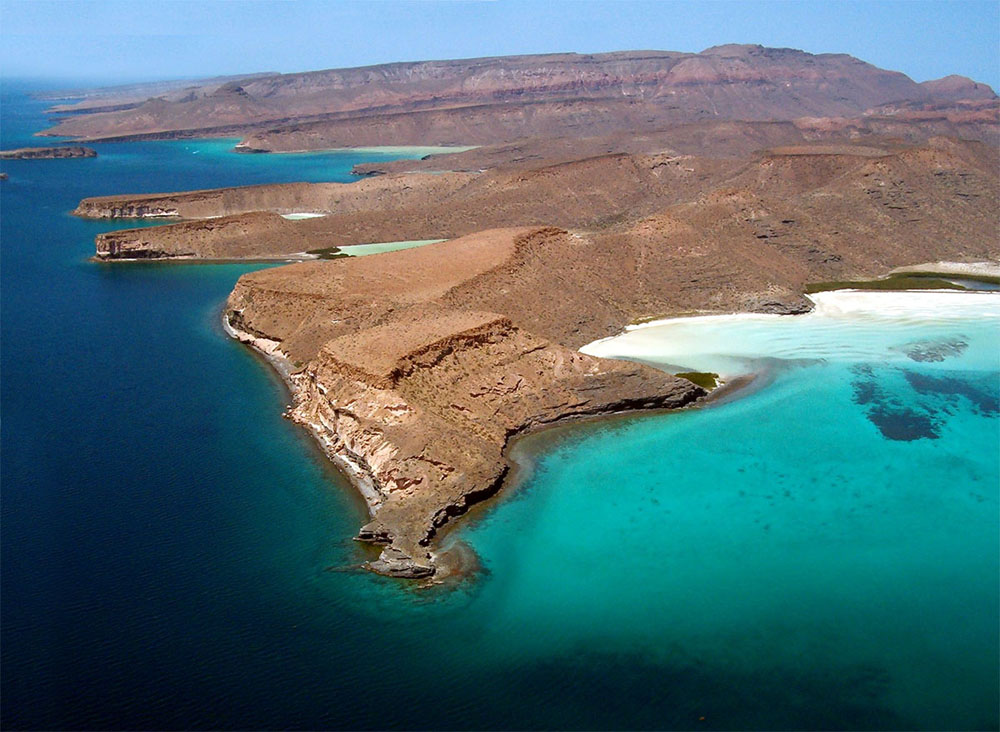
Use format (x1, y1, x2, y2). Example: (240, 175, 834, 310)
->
(581, 286, 1000, 381)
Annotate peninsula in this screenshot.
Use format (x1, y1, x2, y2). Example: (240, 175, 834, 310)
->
(72, 47, 1000, 577)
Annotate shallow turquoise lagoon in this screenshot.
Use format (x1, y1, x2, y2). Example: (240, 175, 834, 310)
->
(2, 82, 997, 730)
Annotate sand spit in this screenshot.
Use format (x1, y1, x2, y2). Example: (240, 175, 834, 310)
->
(340, 239, 446, 256)
(280, 212, 327, 220)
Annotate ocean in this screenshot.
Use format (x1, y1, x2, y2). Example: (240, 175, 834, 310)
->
(2, 81, 997, 730)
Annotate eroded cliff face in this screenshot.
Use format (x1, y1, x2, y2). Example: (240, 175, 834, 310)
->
(75, 182, 327, 219)
(75, 173, 478, 223)
(280, 312, 701, 577)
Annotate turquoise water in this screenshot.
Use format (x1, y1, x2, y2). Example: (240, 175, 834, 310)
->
(477, 291, 999, 730)
(2, 81, 998, 730)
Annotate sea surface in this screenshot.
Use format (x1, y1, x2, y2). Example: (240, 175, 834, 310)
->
(2, 81, 998, 731)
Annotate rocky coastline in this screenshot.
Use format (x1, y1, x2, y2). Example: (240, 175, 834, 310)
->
(225, 307, 703, 578)
(222, 228, 708, 577)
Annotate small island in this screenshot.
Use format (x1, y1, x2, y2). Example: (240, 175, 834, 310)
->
(0, 146, 96, 160)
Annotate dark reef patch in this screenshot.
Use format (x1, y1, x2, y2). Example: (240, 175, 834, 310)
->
(904, 371, 999, 416)
(850, 363, 999, 442)
(866, 408, 940, 441)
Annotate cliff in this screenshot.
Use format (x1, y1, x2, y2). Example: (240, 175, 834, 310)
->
(94, 212, 313, 260)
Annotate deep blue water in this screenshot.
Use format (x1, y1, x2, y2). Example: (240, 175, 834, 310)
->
(2, 81, 998, 731)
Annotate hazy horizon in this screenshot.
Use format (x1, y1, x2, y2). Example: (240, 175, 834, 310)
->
(1, 0, 998, 91)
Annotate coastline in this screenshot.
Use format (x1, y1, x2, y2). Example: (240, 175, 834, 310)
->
(91, 254, 320, 264)
(429, 370, 763, 579)
(890, 261, 1000, 278)
(221, 280, 999, 580)
(89, 238, 449, 264)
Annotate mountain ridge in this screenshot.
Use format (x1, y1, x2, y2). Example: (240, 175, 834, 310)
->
(38, 46, 997, 147)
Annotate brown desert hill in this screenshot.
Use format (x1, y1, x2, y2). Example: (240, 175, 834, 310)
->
(135, 136, 993, 578)
(86, 151, 743, 258)
(39, 45, 991, 145)
(919, 75, 998, 101)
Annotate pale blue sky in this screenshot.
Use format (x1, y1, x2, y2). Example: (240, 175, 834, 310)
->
(1, 0, 997, 89)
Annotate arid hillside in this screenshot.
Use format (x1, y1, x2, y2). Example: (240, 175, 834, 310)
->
(84, 138, 998, 287)
(216, 132, 996, 576)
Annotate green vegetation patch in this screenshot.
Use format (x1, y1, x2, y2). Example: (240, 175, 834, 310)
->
(805, 273, 967, 294)
(306, 246, 349, 260)
(675, 372, 720, 390)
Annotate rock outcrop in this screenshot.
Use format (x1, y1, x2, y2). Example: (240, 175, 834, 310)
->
(0, 146, 96, 159)
(94, 212, 311, 260)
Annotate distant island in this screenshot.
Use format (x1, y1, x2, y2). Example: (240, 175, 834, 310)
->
(66, 46, 1000, 578)
(0, 146, 96, 159)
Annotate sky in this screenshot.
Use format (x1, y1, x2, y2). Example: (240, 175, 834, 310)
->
(1, 0, 998, 90)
